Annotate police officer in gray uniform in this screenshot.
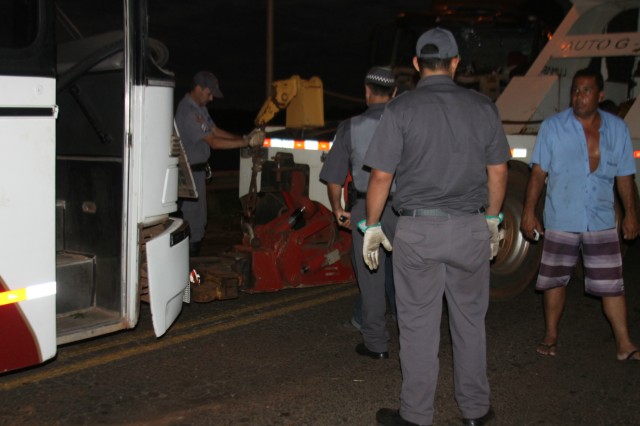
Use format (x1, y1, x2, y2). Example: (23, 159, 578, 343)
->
(175, 71, 263, 256)
(319, 66, 398, 359)
(361, 29, 510, 425)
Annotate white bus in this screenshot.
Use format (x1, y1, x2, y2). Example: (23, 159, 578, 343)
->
(0, 0, 189, 373)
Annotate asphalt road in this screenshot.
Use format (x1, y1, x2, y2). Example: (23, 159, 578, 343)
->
(2, 186, 640, 425)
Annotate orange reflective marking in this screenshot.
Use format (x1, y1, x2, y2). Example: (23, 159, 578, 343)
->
(318, 141, 331, 151)
(263, 138, 332, 151)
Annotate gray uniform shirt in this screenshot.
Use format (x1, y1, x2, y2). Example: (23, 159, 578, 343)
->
(320, 103, 395, 192)
(364, 75, 511, 213)
(175, 93, 216, 165)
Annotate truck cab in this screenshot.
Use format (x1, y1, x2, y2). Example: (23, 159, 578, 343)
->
(369, 0, 552, 99)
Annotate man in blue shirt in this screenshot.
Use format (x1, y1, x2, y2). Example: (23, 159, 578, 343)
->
(521, 68, 640, 361)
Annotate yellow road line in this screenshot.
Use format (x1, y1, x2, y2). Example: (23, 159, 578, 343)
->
(1, 285, 357, 391)
(63, 284, 351, 358)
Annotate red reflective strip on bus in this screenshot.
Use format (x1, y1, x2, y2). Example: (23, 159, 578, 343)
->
(634, 150, 640, 159)
(263, 138, 272, 147)
(0, 277, 42, 372)
(294, 140, 305, 149)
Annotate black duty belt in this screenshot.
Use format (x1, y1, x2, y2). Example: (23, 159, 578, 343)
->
(356, 191, 393, 201)
(398, 207, 485, 217)
(190, 163, 208, 172)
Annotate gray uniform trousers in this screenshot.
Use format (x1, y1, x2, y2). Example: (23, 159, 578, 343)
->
(350, 199, 397, 353)
(180, 170, 207, 243)
(394, 213, 491, 425)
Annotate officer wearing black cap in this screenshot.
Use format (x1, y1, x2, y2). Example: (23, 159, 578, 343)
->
(362, 28, 511, 425)
(175, 71, 264, 256)
(319, 66, 398, 360)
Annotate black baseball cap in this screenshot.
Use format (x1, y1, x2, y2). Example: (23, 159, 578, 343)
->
(193, 71, 224, 98)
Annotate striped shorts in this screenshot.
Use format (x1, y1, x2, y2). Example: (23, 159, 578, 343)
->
(535, 228, 624, 297)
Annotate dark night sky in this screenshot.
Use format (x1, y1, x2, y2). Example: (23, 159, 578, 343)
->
(57, 0, 569, 117)
(57, 0, 444, 113)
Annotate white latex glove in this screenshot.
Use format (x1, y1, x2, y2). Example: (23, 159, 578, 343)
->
(362, 225, 393, 270)
(245, 128, 266, 147)
(486, 217, 504, 260)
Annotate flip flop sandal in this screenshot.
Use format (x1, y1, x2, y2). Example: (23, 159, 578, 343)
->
(536, 342, 557, 357)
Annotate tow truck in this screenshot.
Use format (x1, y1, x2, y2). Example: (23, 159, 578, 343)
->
(196, 76, 355, 300)
(238, 0, 640, 301)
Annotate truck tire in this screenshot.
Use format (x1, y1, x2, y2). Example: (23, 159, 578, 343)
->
(489, 160, 543, 301)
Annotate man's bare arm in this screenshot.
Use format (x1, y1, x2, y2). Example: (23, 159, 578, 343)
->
(520, 164, 547, 239)
(486, 163, 508, 217)
(615, 175, 639, 240)
(204, 127, 248, 149)
(327, 183, 350, 228)
(366, 169, 393, 226)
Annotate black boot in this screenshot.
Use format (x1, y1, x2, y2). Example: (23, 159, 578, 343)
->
(189, 241, 201, 257)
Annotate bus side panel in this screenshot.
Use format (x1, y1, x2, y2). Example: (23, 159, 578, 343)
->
(0, 110, 57, 373)
(140, 85, 179, 223)
(0, 297, 55, 373)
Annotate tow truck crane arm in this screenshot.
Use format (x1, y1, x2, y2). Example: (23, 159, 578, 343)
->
(244, 75, 326, 223)
(254, 75, 325, 129)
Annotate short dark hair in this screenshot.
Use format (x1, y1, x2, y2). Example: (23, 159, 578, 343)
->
(417, 56, 455, 73)
(572, 68, 604, 91)
(366, 82, 396, 97)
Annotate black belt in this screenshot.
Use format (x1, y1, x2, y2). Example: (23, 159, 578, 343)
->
(356, 191, 393, 201)
(190, 162, 208, 172)
(398, 207, 485, 217)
